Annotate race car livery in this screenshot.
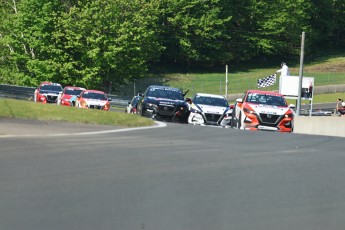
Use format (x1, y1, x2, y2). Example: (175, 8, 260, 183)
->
(137, 85, 188, 120)
(231, 90, 294, 132)
(34, 82, 63, 103)
(188, 93, 233, 126)
(58, 86, 86, 106)
(76, 90, 111, 111)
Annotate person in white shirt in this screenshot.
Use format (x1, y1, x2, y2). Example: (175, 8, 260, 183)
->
(276, 62, 290, 76)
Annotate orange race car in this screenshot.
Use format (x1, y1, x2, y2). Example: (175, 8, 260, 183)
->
(231, 90, 295, 132)
(75, 90, 111, 111)
(58, 86, 86, 106)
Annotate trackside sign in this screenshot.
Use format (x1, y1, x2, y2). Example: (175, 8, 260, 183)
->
(279, 75, 314, 98)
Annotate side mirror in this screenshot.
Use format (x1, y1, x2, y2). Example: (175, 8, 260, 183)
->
(236, 98, 243, 103)
(183, 89, 190, 96)
(229, 104, 234, 109)
(108, 98, 112, 101)
(138, 93, 144, 97)
(289, 104, 296, 109)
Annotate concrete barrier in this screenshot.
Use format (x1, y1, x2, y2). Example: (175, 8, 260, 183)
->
(294, 116, 345, 137)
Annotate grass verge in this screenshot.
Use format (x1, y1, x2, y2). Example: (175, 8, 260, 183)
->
(0, 99, 154, 127)
(165, 56, 345, 97)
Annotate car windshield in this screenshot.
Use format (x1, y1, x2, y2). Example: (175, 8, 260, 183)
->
(65, 89, 83, 96)
(147, 88, 184, 100)
(246, 93, 287, 107)
(194, 96, 229, 107)
(82, 92, 107, 100)
(40, 85, 62, 92)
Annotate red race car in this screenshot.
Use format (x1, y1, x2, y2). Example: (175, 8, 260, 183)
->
(34, 82, 63, 103)
(76, 90, 111, 111)
(231, 90, 295, 132)
(58, 86, 86, 106)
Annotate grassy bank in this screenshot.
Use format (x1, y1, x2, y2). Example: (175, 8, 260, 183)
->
(164, 56, 345, 98)
(0, 99, 154, 127)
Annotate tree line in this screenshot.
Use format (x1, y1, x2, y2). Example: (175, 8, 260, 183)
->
(0, 0, 344, 91)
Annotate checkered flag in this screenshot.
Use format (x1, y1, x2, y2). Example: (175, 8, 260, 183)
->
(257, 74, 276, 88)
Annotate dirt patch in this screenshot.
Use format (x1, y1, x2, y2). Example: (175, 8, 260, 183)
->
(301, 57, 345, 72)
(304, 62, 345, 72)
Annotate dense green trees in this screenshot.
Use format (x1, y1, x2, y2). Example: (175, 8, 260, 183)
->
(0, 0, 344, 90)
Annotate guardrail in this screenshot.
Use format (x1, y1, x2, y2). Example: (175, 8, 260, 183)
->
(0, 84, 36, 100)
(0, 84, 130, 108)
(0, 83, 337, 112)
(108, 95, 130, 107)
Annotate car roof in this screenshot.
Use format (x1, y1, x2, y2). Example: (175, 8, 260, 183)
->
(39, 82, 61, 86)
(148, 85, 182, 91)
(64, 86, 86, 90)
(194, 93, 226, 99)
(82, 89, 106, 94)
(247, 90, 284, 97)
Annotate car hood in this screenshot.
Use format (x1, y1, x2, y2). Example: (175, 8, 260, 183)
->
(62, 94, 72, 100)
(83, 98, 108, 106)
(194, 104, 228, 114)
(249, 103, 290, 115)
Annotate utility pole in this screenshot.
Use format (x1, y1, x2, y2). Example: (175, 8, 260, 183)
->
(225, 65, 228, 100)
(296, 32, 305, 116)
(133, 79, 136, 96)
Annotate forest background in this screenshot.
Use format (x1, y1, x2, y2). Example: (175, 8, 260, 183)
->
(1, 0, 344, 96)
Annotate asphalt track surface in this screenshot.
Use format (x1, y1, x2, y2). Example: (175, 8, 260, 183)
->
(1, 119, 345, 230)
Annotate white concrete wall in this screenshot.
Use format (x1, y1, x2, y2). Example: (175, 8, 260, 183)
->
(294, 116, 345, 137)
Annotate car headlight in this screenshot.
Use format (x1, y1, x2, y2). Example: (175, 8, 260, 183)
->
(243, 107, 256, 114)
(147, 103, 157, 108)
(223, 112, 232, 119)
(285, 112, 293, 118)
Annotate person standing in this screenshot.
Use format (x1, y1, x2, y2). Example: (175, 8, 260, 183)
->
(336, 98, 345, 116)
(276, 62, 290, 76)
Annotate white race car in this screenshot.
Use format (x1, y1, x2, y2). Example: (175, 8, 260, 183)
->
(188, 93, 233, 126)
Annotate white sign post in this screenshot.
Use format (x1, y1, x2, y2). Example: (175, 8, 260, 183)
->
(279, 75, 314, 116)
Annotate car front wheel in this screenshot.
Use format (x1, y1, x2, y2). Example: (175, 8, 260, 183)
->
(139, 106, 146, 116)
(237, 112, 242, 129)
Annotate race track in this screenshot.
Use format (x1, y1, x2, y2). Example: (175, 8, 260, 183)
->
(1, 122, 345, 230)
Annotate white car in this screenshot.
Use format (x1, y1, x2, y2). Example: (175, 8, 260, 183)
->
(188, 93, 233, 126)
(125, 96, 140, 114)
